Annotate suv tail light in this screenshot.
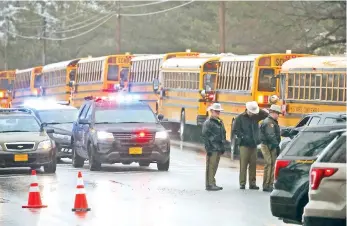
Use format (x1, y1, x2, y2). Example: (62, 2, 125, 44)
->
(274, 159, 290, 180)
(310, 168, 338, 190)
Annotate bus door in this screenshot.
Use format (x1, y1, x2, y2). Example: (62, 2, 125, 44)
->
(31, 67, 43, 97)
(119, 67, 129, 90)
(0, 73, 14, 107)
(197, 61, 219, 123)
(105, 62, 120, 91)
(67, 67, 77, 102)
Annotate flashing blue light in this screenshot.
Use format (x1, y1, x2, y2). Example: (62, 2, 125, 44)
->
(108, 94, 140, 103)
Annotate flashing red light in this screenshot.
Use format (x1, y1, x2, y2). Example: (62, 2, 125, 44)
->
(208, 94, 215, 100)
(274, 159, 290, 180)
(311, 168, 338, 190)
(258, 57, 271, 66)
(139, 132, 145, 138)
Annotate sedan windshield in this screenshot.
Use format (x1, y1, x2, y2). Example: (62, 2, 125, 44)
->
(38, 109, 78, 124)
(0, 116, 41, 132)
(286, 131, 338, 157)
(95, 108, 157, 124)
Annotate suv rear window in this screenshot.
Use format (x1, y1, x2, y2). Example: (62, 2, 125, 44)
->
(320, 135, 346, 163)
(285, 131, 338, 157)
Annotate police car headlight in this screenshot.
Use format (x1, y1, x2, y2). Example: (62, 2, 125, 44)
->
(97, 131, 114, 140)
(155, 131, 168, 139)
(38, 140, 52, 150)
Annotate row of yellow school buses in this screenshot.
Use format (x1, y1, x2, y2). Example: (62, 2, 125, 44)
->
(0, 50, 346, 144)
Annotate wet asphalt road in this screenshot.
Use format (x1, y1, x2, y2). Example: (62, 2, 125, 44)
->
(0, 145, 291, 226)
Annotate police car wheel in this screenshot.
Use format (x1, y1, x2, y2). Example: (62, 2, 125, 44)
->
(44, 157, 57, 174)
(139, 162, 150, 167)
(157, 158, 170, 171)
(88, 143, 101, 171)
(72, 142, 84, 168)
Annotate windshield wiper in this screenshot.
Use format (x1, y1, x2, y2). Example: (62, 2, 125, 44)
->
(95, 122, 114, 124)
(44, 122, 62, 125)
(0, 130, 33, 133)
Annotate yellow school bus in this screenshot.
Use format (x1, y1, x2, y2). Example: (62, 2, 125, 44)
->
(128, 51, 199, 114)
(12, 66, 43, 106)
(71, 54, 132, 107)
(0, 70, 15, 108)
(279, 56, 347, 126)
(160, 56, 220, 140)
(41, 59, 80, 103)
(215, 52, 309, 150)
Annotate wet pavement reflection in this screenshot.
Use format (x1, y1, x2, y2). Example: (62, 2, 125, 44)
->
(0, 145, 291, 226)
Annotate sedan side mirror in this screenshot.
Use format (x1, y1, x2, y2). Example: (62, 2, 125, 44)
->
(157, 114, 164, 121)
(46, 128, 54, 133)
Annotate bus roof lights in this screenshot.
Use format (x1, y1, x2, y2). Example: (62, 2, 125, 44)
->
(186, 49, 191, 53)
(286, 50, 292, 54)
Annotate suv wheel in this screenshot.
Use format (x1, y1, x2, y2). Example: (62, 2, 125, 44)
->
(72, 142, 84, 168)
(139, 162, 150, 167)
(157, 158, 170, 171)
(88, 143, 101, 171)
(44, 156, 57, 173)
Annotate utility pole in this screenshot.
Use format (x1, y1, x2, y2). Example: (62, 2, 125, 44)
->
(116, 1, 121, 53)
(41, 1, 46, 65)
(219, 1, 226, 53)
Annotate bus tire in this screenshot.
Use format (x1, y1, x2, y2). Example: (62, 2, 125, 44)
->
(180, 110, 186, 141)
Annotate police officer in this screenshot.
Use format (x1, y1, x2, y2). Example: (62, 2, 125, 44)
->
(202, 103, 226, 191)
(260, 104, 281, 192)
(232, 101, 268, 190)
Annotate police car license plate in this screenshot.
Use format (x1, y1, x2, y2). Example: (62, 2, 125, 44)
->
(14, 154, 28, 162)
(129, 147, 142, 155)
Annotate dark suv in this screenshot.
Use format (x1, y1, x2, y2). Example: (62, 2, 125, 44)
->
(71, 96, 170, 171)
(270, 123, 346, 224)
(280, 112, 346, 151)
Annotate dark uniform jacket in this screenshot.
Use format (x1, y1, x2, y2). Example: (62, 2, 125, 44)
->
(232, 109, 268, 148)
(202, 116, 227, 154)
(260, 116, 281, 151)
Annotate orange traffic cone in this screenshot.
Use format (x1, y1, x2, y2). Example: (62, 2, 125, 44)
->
(72, 171, 91, 212)
(22, 170, 47, 208)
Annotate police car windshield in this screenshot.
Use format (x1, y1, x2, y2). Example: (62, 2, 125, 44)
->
(0, 116, 41, 132)
(95, 107, 157, 124)
(38, 109, 78, 124)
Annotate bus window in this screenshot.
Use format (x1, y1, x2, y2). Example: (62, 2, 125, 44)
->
(34, 74, 43, 88)
(120, 68, 129, 82)
(204, 74, 216, 92)
(0, 79, 13, 90)
(107, 65, 119, 81)
(258, 68, 276, 92)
